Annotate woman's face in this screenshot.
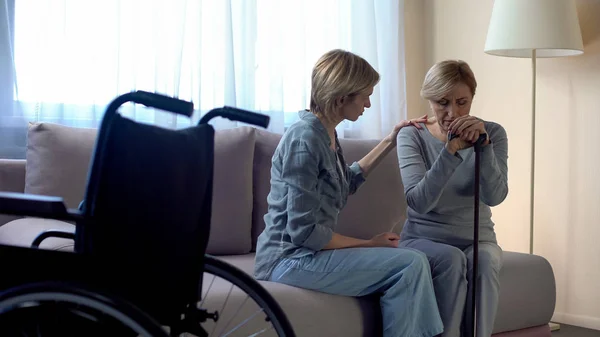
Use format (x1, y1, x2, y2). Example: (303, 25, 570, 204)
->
(339, 87, 373, 122)
(428, 82, 473, 132)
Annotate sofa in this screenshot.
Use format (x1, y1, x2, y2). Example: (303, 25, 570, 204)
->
(0, 121, 556, 337)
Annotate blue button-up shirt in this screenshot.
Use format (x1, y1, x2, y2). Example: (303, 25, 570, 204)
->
(253, 110, 366, 280)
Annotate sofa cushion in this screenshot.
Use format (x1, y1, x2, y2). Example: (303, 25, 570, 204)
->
(218, 251, 556, 336)
(214, 254, 382, 337)
(336, 138, 407, 239)
(25, 122, 97, 209)
(23, 122, 256, 255)
(251, 128, 282, 251)
(0, 218, 75, 252)
(208, 126, 256, 254)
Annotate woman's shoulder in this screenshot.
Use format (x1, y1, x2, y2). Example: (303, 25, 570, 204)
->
(398, 121, 427, 137)
(277, 119, 329, 155)
(397, 121, 429, 144)
(286, 120, 325, 142)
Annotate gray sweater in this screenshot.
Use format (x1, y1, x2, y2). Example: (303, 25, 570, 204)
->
(396, 122, 508, 246)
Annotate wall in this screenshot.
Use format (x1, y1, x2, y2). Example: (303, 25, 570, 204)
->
(404, 0, 600, 331)
(535, 0, 600, 329)
(403, 0, 430, 120)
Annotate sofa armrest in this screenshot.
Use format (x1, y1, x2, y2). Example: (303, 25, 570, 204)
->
(493, 251, 556, 334)
(0, 159, 26, 226)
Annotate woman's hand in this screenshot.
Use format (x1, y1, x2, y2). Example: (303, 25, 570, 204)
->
(446, 115, 489, 153)
(368, 232, 400, 248)
(358, 114, 428, 178)
(385, 114, 428, 145)
(322, 232, 400, 250)
(448, 115, 489, 144)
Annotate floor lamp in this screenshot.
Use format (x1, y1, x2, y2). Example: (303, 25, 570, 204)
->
(484, 0, 584, 332)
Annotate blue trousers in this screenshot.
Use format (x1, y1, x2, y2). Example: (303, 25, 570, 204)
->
(399, 239, 503, 337)
(269, 247, 444, 337)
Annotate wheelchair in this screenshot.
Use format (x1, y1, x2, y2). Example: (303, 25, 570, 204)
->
(0, 91, 296, 337)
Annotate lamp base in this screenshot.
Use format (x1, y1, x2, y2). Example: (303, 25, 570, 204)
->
(549, 322, 561, 331)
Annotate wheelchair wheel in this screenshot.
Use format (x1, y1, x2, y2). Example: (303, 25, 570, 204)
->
(199, 255, 295, 337)
(0, 281, 169, 337)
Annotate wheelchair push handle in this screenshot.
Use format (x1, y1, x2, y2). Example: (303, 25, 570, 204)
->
(199, 106, 270, 128)
(222, 106, 270, 128)
(130, 91, 194, 117)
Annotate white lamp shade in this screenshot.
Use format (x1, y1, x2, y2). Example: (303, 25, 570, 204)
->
(484, 0, 584, 58)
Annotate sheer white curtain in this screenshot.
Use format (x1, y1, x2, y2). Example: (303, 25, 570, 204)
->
(0, 0, 406, 159)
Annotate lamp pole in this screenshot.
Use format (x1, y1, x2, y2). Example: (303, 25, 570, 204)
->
(529, 49, 536, 255)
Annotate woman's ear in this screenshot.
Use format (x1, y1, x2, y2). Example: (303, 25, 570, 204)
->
(335, 96, 346, 108)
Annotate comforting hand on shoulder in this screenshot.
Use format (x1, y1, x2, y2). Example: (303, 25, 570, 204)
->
(386, 114, 428, 145)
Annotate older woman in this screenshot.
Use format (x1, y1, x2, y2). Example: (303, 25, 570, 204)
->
(254, 49, 444, 337)
(396, 60, 508, 337)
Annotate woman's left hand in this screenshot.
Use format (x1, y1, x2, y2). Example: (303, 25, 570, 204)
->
(449, 115, 489, 144)
(386, 114, 428, 145)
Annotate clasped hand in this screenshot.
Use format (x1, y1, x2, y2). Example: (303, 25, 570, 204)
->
(447, 115, 489, 152)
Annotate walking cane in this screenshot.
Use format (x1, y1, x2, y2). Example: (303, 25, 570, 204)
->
(448, 132, 488, 337)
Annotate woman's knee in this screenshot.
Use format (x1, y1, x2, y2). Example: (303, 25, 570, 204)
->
(476, 247, 503, 278)
(431, 245, 467, 277)
(386, 248, 430, 275)
(404, 247, 430, 265)
(401, 239, 467, 276)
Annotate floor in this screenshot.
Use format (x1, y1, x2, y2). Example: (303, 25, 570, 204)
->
(552, 324, 600, 337)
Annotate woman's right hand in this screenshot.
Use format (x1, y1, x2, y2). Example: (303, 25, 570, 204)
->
(368, 232, 400, 248)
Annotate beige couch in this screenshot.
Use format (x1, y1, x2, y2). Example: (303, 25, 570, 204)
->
(0, 122, 556, 337)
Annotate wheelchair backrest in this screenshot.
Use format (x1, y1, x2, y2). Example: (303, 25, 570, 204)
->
(79, 113, 214, 322)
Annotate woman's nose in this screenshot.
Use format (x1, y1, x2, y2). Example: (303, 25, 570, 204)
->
(447, 104, 457, 117)
(447, 107, 454, 118)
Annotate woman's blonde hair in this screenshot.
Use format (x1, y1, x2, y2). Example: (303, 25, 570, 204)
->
(420, 60, 477, 101)
(310, 49, 380, 121)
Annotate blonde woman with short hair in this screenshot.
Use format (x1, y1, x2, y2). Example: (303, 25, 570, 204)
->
(396, 59, 508, 337)
(254, 49, 444, 337)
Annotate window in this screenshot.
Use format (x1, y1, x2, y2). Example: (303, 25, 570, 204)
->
(12, 0, 372, 129)
(2, 0, 405, 158)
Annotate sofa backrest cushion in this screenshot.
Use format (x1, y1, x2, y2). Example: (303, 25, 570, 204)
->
(24, 122, 256, 255)
(251, 129, 407, 250)
(25, 122, 97, 209)
(208, 126, 256, 254)
(251, 128, 282, 250)
(335, 138, 407, 238)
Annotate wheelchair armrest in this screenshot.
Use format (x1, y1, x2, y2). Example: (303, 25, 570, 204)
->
(32, 230, 76, 248)
(0, 191, 83, 222)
